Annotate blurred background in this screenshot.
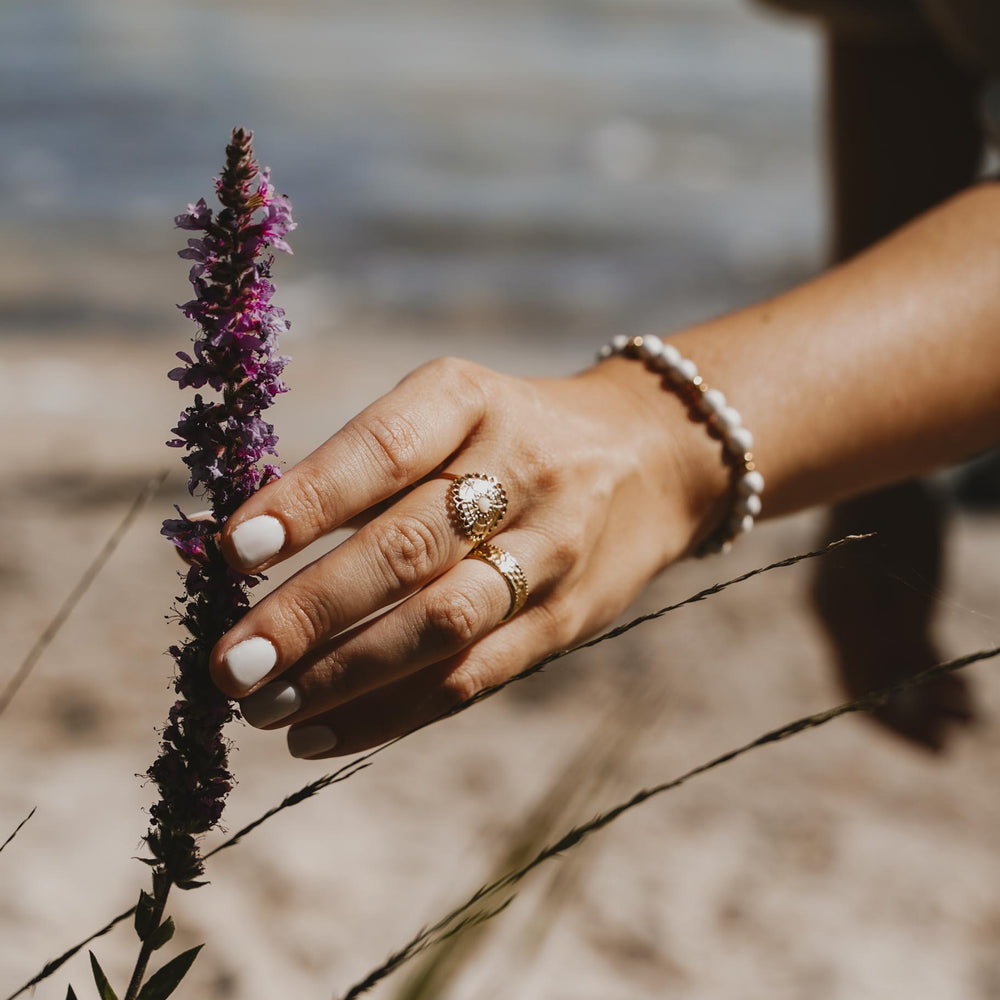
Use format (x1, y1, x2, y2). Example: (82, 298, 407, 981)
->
(2, 2, 999, 999)
(0, 0, 823, 346)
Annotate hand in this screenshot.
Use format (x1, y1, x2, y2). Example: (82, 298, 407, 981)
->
(210, 356, 706, 758)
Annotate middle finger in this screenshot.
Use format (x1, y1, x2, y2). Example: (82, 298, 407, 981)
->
(238, 541, 531, 729)
(211, 473, 512, 697)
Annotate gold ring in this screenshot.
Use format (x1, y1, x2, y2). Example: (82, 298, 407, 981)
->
(448, 473, 508, 543)
(467, 542, 529, 621)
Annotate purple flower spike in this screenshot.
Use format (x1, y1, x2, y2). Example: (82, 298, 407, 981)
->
(147, 128, 294, 887)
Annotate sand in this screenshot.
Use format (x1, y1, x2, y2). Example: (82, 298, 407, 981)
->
(2, 330, 999, 1000)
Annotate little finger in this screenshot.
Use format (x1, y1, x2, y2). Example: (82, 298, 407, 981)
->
(280, 603, 561, 758)
(239, 530, 537, 727)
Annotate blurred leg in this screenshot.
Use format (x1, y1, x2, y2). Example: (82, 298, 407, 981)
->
(815, 27, 983, 750)
(827, 29, 983, 259)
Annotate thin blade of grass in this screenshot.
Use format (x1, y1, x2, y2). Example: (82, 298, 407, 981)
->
(337, 643, 1000, 999)
(0, 808, 36, 857)
(392, 666, 672, 1000)
(0, 470, 168, 718)
(4, 908, 138, 1000)
(0, 533, 872, 999)
(464, 533, 876, 710)
(0, 763, 371, 1000)
(203, 761, 372, 861)
(318, 534, 881, 795)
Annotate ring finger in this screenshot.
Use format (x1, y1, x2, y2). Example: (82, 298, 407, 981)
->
(238, 528, 539, 730)
(211, 472, 515, 698)
(285, 603, 556, 759)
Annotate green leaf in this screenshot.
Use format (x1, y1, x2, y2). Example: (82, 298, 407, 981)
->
(135, 945, 203, 1000)
(148, 917, 176, 951)
(134, 890, 157, 941)
(66, 986, 80, 1000)
(89, 951, 120, 1000)
(175, 879, 208, 891)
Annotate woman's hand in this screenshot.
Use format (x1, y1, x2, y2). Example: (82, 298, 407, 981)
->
(204, 182, 1000, 759)
(209, 355, 710, 758)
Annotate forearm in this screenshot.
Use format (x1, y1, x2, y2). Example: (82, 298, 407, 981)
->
(597, 182, 1000, 548)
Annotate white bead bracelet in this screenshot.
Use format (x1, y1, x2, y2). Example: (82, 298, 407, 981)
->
(597, 334, 764, 556)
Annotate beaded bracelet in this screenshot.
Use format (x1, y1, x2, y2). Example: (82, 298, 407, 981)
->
(597, 333, 764, 556)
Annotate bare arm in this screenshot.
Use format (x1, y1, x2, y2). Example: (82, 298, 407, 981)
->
(208, 183, 1000, 757)
(617, 181, 1000, 543)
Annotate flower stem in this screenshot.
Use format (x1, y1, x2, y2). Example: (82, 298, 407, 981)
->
(122, 878, 171, 1000)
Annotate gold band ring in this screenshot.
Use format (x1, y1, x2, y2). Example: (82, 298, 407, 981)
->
(448, 473, 508, 543)
(467, 542, 529, 621)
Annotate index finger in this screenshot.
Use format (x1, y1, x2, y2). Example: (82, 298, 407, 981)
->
(222, 357, 487, 572)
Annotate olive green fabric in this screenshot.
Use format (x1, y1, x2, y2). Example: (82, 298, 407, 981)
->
(754, 0, 922, 39)
(922, 0, 1000, 74)
(755, 0, 1000, 73)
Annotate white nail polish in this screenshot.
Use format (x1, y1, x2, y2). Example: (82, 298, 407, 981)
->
(231, 515, 286, 567)
(241, 682, 302, 728)
(288, 724, 338, 759)
(224, 636, 278, 690)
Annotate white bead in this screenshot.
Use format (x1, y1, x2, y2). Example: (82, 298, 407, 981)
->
(735, 493, 762, 518)
(595, 334, 761, 558)
(659, 357, 685, 381)
(726, 426, 754, 455)
(738, 470, 765, 496)
(637, 334, 663, 361)
(651, 346, 682, 375)
(659, 342, 682, 366)
(675, 358, 698, 382)
(698, 387, 727, 418)
(712, 405, 741, 433)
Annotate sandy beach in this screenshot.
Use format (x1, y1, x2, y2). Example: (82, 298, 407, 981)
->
(2, 330, 999, 999)
(3, 1, 1000, 997)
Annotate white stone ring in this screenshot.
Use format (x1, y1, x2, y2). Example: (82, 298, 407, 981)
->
(446, 472, 508, 543)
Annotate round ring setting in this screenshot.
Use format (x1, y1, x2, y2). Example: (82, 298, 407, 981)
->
(449, 473, 508, 543)
(467, 542, 529, 620)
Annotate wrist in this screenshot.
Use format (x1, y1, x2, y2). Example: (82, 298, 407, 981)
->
(578, 352, 732, 564)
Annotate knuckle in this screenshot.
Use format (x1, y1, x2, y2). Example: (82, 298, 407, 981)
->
(438, 662, 482, 707)
(353, 412, 423, 487)
(534, 519, 586, 579)
(424, 590, 484, 650)
(375, 515, 442, 589)
(548, 525, 587, 577)
(278, 587, 334, 647)
(531, 594, 581, 648)
(422, 355, 473, 383)
(312, 653, 358, 705)
(421, 356, 488, 411)
(291, 472, 340, 535)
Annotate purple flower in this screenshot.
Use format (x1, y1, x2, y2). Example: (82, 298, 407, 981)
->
(160, 508, 215, 563)
(147, 128, 294, 884)
(175, 198, 213, 230)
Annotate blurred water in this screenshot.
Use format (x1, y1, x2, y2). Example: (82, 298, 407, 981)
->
(0, 0, 824, 337)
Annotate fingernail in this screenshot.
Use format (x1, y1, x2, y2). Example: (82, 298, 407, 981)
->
(288, 724, 338, 759)
(231, 515, 286, 568)
(241, 681, 301, 728)
(223, 636, 278, 690)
